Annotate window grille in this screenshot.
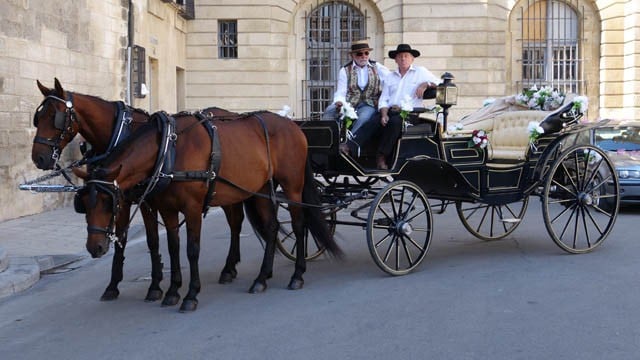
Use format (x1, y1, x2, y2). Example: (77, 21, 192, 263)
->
(132, 45, 146, 98)
(218, 20, 238, 59)
(518, 0, 584, 94)
(303, 2, 366, 120)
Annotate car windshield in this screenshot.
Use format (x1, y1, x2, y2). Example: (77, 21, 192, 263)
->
(595, 125, 640, 152)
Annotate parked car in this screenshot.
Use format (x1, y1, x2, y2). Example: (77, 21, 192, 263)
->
(592, 120, 640, 208)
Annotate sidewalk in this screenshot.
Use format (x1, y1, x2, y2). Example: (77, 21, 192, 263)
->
(0, 206, 144, 299)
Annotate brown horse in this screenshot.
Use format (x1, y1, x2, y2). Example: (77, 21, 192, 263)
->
(31, 79, 248, 302)
(73, 109, 341, 311)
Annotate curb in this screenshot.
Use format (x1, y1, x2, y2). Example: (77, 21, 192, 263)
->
(0, 257, 40, 299)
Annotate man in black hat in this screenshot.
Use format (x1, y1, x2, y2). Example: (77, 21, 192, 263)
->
(375, 43, 439, 169)
(322, 40, 390, 155)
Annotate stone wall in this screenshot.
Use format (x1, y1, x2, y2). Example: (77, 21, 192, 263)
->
(0, 0, 128, 222)
(0, 0, 186, 222)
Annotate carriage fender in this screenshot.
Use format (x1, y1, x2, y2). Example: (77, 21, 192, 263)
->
(396, 156, 477, 197)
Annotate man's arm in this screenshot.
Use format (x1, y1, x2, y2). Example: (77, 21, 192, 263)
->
(332, 67, 348, 105)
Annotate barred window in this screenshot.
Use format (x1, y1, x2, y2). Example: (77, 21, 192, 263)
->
(519, 0, 584, 94)
(218, 20, 238, 59)
(132, 45, 146, 98)
(303, 2, 366, 119)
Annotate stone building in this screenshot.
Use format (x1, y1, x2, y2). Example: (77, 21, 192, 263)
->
(0, 0, 638, 221)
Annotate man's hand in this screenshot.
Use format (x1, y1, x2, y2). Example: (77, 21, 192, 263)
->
(415, 82, 435, 98)
(380, 107, 389, 127)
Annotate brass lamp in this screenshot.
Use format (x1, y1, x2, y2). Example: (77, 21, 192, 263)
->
(435, 72, 458, 131)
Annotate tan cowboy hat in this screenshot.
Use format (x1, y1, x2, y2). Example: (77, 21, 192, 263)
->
(350, 40, 373, 53)
(388, 44, 420, 58)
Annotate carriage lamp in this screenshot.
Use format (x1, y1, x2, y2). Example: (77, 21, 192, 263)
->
(436, 72, 458, 131)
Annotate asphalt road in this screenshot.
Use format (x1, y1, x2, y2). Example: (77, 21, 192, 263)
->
(1, 200, 639, 360)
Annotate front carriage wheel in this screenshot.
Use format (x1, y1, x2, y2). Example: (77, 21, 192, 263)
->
(276, 202, 334, 261)
(456, 197, 529, 241)
(542, 144, 619, 254)
(366, 181, 433, 276)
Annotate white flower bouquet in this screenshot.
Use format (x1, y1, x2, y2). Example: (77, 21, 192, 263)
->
(340, 102, 358, 129)
(399, 95, 414, 122)
(516, 85, 565, 111)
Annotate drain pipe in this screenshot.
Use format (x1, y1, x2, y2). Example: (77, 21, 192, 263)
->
(125, 0, 134, 105)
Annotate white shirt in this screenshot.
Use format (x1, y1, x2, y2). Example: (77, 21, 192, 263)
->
(378, 65, 440, 109)
(333, 61, 390, 104)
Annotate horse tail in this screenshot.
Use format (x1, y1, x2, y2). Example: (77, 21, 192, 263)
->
(302, 159, 343, 258)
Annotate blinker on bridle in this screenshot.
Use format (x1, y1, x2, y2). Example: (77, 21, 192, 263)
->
(33, 93, 77, 162)
(75, 179, 122, 247)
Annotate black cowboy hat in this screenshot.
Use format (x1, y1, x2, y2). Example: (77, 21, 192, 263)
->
(350, 40, 373, 53)
(388, 44, 420, 59)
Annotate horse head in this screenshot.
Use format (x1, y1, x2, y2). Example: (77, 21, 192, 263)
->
(73, 166, 123, 258)
(32, 78, 80, 169)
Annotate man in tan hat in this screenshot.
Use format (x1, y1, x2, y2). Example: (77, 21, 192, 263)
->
(322, 40, 390, 155)
(375, 43, 439, 169)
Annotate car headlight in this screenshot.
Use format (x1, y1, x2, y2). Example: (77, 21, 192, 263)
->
(618, 170, 640, 179)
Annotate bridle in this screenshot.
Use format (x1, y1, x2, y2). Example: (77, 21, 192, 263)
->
(33, 93, 78, 164)
(75, 179, 121, 246)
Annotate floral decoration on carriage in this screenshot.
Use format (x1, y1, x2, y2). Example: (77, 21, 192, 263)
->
(468, 129, 489, 151)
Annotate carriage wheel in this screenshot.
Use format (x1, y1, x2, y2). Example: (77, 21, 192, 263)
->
(276, 202, 334, 261)
(456, 197, 529, 241)
(542, 144, 619, 254)
(366, 181, 433, 276)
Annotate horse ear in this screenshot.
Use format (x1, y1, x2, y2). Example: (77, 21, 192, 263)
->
(72, 167, 89, 180)
(54, 78, 64, 97)
(37, 80, 51, 96)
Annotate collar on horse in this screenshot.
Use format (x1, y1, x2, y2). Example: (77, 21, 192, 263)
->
(84, 101, 134, 164)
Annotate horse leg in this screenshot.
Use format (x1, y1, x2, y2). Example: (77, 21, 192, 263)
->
(161, 211, 182, 307)
(141, 204, 164, 302)
(287, 202, 306, 290)
(180, 210, 203, 312)
(219, 203, 244, 284)
(100, 201, 132, 301)
(245, 196, 279, 293)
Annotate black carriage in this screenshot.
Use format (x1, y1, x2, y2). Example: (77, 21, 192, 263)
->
(278, 86, 620, 276)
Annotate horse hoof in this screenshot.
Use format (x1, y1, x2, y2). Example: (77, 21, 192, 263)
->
(179, 299, 198, 312)
(288, 278, 304, 290)
(100, 289, 119, 301)
(249, 281, 267, 293)
(144, 289, 164, 302)
(162, 294, 180, 307)
(218, 272, 235, 284)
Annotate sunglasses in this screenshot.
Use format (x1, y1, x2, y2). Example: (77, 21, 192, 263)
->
(355, 51, 369, 56)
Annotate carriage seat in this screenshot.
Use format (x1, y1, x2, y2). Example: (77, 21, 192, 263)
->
(488, 110, 550, 160)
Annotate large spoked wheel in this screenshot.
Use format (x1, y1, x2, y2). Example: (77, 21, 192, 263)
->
(276, 202, 334, 261)
(542, 144, 619, 254)
(456, 197, 529, 241)
(367, 181, 433, 276)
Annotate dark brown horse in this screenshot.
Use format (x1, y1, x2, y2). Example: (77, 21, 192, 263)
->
(73, 109, 341, 311)
(31, 79, 248, 302)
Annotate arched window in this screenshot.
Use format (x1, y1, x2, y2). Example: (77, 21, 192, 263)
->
(303, 2, 366, 119)
(518, 0, 584, 94)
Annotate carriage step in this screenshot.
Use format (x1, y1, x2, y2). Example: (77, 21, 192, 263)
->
(500, 218, 521, 223)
